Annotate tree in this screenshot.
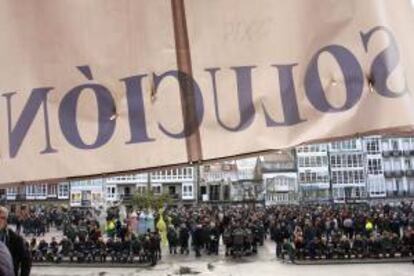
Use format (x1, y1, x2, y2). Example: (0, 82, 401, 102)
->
(132, 190, 172, 210)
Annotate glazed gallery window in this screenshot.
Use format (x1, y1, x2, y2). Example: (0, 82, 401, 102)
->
(368, 159, 383, 175)
(366, 139, 380, 154)
(58, 183, 70, 198)
(330, 154, 363, 168)
(298, 156, 328, 167)
(299, 171, 329, 183)
(331, 170, 364, 184)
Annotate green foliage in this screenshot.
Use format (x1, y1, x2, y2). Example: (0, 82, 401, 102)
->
(132, 190, 172, 210)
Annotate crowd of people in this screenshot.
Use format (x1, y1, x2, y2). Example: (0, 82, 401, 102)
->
(22, 205, 268, 265)
(268, 202, 414, 262)
(29, 234, 161, 266)
(0, 201, 413, 275)
(164, 207, 267, 258)
(7, 207, 93, 237)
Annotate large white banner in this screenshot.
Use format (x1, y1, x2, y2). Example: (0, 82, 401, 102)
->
(0, 0, 413, 185)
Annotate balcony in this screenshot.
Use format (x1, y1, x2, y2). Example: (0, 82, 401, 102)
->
(394, 170, 404, 178)
(392, 150, 403, 157)
(15, 194, 27, 201)
(261, 162, 296, 173)
(169, 193, 181, 200)
(384, 171, 393, 178)
(405, 170, 414, 178)
(384, 170, 404, 178)
(120, 194, 133, 202)
(382, 149, 403, 158)
(382, 151, 391, 158)
(403, 150, 412, 157)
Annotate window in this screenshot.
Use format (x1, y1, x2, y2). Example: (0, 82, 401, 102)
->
(403, 138, 413, 152)
(330, 156, 335, 167)
(331, 155, 338, 168)
(343, 171, 349, 183)
(322, 156, 328, 166)
(298, 157, 304, 167)
(26, 185, 35, 197)
(392, 140, 399, 151)
(382, 139, 390, 152)
(152, 185, 161, 194)
(58, 183, 70, 199)
(358, 171, 364, 183)
(393, 159, 402, 170)
(368, 177, 386, 195)
(136, 186, 147, 194)
(395, 179, 406, 194)
(366, 139, 380, 154)
(71, 192, 81, 204)
(172, 169, 178, 179)
(185, 168, 193, 178)
(347, 155, 353, 167)
(383, 160, 392, 172)
(48, 184, 57, 197)
(333, 153, 364, 168)
(405, 159, 412, 170)
(368, 159, 382, 175)
(332, 170, 364, 185)
(352, 155, 358, 167)
(33, 184, 47, 198)
(299, 173, 305, 183)
(299, 156, 327, 168)
(332, 171, 338, 184)
(182, 184, 193, 198)
(106, 186, 117, 199)
(6, 187, 17, 197)
(299, 171, 329, 184)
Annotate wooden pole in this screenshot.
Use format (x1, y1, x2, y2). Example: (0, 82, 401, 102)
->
(171, 0, 203, 163)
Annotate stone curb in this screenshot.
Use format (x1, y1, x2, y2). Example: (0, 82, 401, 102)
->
(32, 262, 153, 268)
(293, 257, 413, 265)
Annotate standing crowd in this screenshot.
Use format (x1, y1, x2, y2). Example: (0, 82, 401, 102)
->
(0, 201, 413, 275)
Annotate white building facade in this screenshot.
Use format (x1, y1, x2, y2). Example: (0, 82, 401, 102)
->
(105, 166, 196, 205)
(382, 137, 414, 197)
(264, 172, 298, 205)
(200, 162, 238, 202)
(260, 150, 298, 205)
(363, 136, 386, 198)
(5, 182, 70, 202)
(329, 138, 367, 202)
(70, 179, 105, 207)
(296, 144, 330, 202)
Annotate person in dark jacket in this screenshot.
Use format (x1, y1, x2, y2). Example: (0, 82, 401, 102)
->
(0, 206, 31, 276)
(0, 241, 14, 276)
(167, 226, 178, 254)
(272, 223, 284, 258)
(192, 224, 204, 257)
(179, 224, 190, 255)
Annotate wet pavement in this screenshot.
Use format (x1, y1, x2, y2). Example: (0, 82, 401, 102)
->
(31, 258, 414, 276)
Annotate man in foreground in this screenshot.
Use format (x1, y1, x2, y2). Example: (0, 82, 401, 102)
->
(0, 241, 14, 276)
(0, 206, 31, 276)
